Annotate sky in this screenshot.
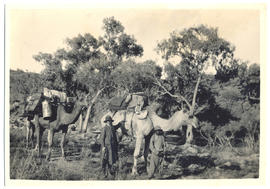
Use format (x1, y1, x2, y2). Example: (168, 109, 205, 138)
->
(6, 5, 262, 73)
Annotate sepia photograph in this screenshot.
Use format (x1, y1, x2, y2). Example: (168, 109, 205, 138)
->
(4, 1, 268, 187)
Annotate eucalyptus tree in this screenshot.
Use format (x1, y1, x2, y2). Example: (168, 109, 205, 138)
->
(33, 17, 144, 132)
(156, 25, 236, 143)
(65, 17, 144, 132)
(156, 25, 235, 116)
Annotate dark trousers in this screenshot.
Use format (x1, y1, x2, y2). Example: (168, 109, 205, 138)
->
(148, 153, 163, 178)
(101, 146, 118, 177)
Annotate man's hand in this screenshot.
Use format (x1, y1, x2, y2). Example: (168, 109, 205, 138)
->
(102, 147, 106, 151)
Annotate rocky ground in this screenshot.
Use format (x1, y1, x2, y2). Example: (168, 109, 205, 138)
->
(9, 120, 259, 180)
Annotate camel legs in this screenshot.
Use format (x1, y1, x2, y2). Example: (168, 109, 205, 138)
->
(144, 134, 151, 170)
(60, 127, 68, 159)
(25, 119, 33, 148)
(34, 114, 42, 156)
(28, 121, 35, 148)
(132, 136, 143, 175)
(186, 125, 193, 144)
(46, 128, 54, 161)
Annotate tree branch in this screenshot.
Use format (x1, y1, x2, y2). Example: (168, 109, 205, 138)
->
(190, 74, 202, 115)
(154, 77, 191, 109)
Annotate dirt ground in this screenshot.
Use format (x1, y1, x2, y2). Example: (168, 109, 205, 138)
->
(9, 125, 259, 180)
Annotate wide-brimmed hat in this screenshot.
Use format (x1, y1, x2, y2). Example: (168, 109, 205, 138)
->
(104, 115, 114, 123)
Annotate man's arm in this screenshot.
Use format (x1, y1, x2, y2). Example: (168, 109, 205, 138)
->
(100, 126, 106, 149)
(149, 136, 157, 155)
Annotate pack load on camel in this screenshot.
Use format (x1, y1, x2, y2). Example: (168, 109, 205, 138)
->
(102, 92, 153, 175)
(24, 91, 88, 160)
(102, 92, 149, 135)
(102, 93, 198, 175)
(108, 92, 148, 114)
(23, 88, 69, 120)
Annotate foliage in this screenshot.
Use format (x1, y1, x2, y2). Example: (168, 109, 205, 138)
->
(10, 69, 43, 103)
(111, 60, 162, 97)
(10, 20, 260, 154)
(100, 17, 143, 60)
(156, 25, 236, 115)
(156, 25, 235, 72)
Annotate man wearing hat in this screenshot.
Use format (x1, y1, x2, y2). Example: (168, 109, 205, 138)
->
(148, 126, 165, 179)
(100, 115, 119, 178)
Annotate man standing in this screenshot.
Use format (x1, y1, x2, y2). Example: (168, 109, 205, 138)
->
(100, 115, 119, 178)
(148, 126, 165, 179)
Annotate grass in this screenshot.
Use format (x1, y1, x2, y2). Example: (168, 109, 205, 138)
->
(9, 125, 260, 180)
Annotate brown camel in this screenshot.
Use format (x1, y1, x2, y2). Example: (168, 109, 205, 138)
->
(26, 96, 87, 160)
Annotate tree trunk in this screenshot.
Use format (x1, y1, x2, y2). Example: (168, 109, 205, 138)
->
(190, 74, 202, 115)
(186, 74, 201, 144)
(78, 114, 83, 132)
(81, 89, 103, 133)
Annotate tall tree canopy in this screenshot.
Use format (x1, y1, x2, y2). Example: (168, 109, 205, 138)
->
(156, 25, 236, 115)
(33, 17, 144, 132)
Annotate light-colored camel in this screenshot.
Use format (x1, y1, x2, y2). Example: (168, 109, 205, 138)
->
(147, 107, 198, 143)
(101, 106, 198, 175)
(26, 97, 87, 160)
(101, 110, 154, 175)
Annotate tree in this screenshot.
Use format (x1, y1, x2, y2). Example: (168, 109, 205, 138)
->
(111, 60, 162, 97)
(10, 69, 43, 103)
(100, 17, 143, 61)
(243, 63, 260, 101)
(33, 52, 66, 91)
(156, 25, 235, 116)
(156, 25, 235, 143)
(70, 17, 144, 132)
(33, 17, 144, 132)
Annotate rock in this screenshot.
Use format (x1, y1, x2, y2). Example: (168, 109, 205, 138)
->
(224, 161, 231, 167)
(186, 146, 198, 154)
(218, 161, 241, 171)
(198, 152, 210, 157)
(188, 164, 200, 171)
(187, 164, 206, 173)
(89, 140, 97, 146)
(239, 159, 248, 169)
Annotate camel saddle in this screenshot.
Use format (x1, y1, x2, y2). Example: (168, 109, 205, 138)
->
(108, 94, 131, 111)
(135, 109, 148, 120)
(43, 88, 67, 103)
(24, 93, 42, 113)
(108, 93, 148, 112)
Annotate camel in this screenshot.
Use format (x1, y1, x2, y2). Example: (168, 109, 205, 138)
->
(147, 107, 198, 143)
(25, 118, 35, 148)
(101, 105, 198, 175)
(101, 110, 154, 175)
(26, 96, 88, 160)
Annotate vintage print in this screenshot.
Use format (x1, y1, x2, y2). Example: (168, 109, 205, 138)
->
(6, 4, 264, 184)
